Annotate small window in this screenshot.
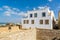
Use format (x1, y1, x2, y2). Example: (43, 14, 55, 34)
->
(45, 20, 49, 24)
(40, 20, 43, 24)
(31, 20, 34, 24)
(42, 12, 46, 17)
(23, 20, 25, 24)
(34, 13, 37, 17)
(30, 14, 32, 17)
(27, 20, 29, 24)
(23, 20, 29, 24)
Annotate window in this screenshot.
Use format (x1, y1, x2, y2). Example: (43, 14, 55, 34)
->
(23, 20, 29, 24)
(45, 20, 49, 24)
(30, 14, 32, 17)
(31, 20, 34, 24)
(23, 20, 25, 24)
(34, 13, 37, 17)
(27, 20, 29, 24)
(40, 20, 43, 24)
(42, 12, 46, 17)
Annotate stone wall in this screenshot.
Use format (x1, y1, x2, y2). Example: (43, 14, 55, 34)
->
(36, 28, 60, 40)
(0, 27, 60, 40)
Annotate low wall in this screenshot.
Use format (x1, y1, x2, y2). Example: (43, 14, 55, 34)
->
(36, 29, 60, 40)
(0, 27, 60, 40)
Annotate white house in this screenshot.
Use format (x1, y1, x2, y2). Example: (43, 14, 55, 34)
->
(22, 7, 56, 29)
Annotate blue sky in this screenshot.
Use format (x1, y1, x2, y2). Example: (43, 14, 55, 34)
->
(0, 0, 60, 23)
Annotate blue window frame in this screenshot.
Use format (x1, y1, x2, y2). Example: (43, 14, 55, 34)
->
(42, 12, 46, 17)
(30, 14, 32, 17)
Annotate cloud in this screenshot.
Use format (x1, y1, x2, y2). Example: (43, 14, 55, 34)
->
(3, 5, 51, 17)
(38, 6, 45, 9)
(1, 5, 27, 17)
(3, 6, 10, 9)
(2, 5, 51, 17)
(33, 8, 36, 10)
(4, 11, 11, 16)
(4, 10, 18, 16)
(26, 6, 29, 9)
(3, 6, 12, 11)
(12, 8, 20, 12)
(18, 12, 27, 17)
(0, 8, 3, 11)
(5, 13, 11, 16)
(38, 6, 50, 9)
(48, 0, 52, 2)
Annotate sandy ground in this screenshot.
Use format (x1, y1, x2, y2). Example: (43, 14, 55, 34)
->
(0, 26, 36, 40)
(0, 26, 20, 32)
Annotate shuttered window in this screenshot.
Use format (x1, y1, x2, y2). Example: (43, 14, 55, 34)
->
(23, 20, 29, 24)
(31, 20, 34, 24)
(40, 20, 43, 24)
(45, 20, 49, 24)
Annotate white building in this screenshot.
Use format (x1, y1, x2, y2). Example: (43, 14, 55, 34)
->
(22, 7, 56, 29)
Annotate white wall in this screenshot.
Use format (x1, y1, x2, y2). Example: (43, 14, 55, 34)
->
(22, 7, 54, 29)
